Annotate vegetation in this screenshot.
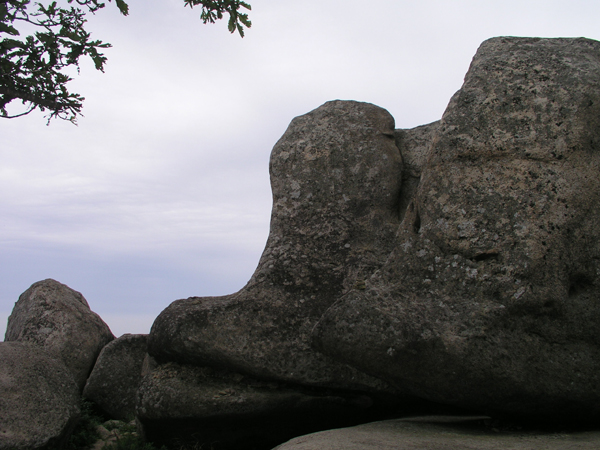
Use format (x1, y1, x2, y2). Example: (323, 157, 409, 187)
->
(0, 0, 251, 122)
(102, 423, 166, 450)
(63, 399, 103, 450)
(61, 399, 167, 450)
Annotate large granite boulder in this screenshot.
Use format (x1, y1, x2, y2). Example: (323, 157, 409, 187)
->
(312, 37, 600, 421)
(273, 416, 600, 450)
(142, 100, 421, 448)
(148, 100, 404, 391)
(144, 37, 600, 448)
(5, 279, 115, 390)
(0, 341, 80, 450)
(83, 334, 148, 420)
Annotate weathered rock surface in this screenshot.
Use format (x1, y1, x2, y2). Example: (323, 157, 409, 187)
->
(312, 37, 600, 421)
(0, 341, 80, 450)
(83, 334, 148, 420)
(140, 36, 600, 449)
(272, 416, 600, 450)
(136, 362, 405, 450)
(5, 279, 115, 390)
(140, 102, 470, 450)
(148, 100, 404, 391)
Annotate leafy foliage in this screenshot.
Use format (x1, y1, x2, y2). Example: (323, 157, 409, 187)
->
(102, 420, 166, 450)
(0, 0, 127, 122)
(184, 0, 251, 37)
(60, 399, 103, 450)
(0, 0, 251, 123)
(58, 399, 167, 450)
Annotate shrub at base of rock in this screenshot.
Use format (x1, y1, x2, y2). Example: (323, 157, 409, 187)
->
(5, 279, 115, 391)
(90, 419, 140, 450)
(83, 334, 149, 420)
(0, 341, 80, 450)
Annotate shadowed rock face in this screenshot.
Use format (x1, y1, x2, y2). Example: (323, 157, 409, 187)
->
(313, 37, 600, 421)
(83, 334, 148, 420)
(144, 36, 600, 447)
(0, 342, 80, 450)
(137, 363, 407, 450)
(148, 100, 404, 391)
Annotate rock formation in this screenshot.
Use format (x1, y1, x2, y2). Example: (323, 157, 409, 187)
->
(144, 37, 600, 448)
(148, 100, 404, 390)
(141, 100, 417, 448)
(83, 334, 149, 420)
(312, 36, 600, 422)
(5, 279, 115, 390)
(5, 35, 600, 450)
(0, 341, 80, 450)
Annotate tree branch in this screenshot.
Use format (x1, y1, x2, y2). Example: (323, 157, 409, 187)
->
(0, 85, 59, 111)
(0, 105, 35, 118)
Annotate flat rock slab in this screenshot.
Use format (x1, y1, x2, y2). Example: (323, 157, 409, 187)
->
(273, 416, 600, 450)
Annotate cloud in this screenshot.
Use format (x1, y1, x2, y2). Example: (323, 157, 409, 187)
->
(1, 0, 599, 339)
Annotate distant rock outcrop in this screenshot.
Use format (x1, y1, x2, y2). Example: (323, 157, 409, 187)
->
(5, 279, 115, 390)
(84, 334, 148, 420)
(0, 341, 80, 450)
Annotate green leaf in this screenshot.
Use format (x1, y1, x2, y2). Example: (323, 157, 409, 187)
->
(1, 38, 24, 49)
(239, 13, 251, 28)
(114, 0, 129, 16)
(0, 23, 20, 36)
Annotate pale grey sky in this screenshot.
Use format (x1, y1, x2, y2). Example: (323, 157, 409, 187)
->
(2, 0, 599, 338)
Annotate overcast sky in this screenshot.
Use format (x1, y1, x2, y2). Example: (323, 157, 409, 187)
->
(1, 0, 599, 339)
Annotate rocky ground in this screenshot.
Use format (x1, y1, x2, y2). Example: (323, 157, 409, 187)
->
(274, 416, 600, 450)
